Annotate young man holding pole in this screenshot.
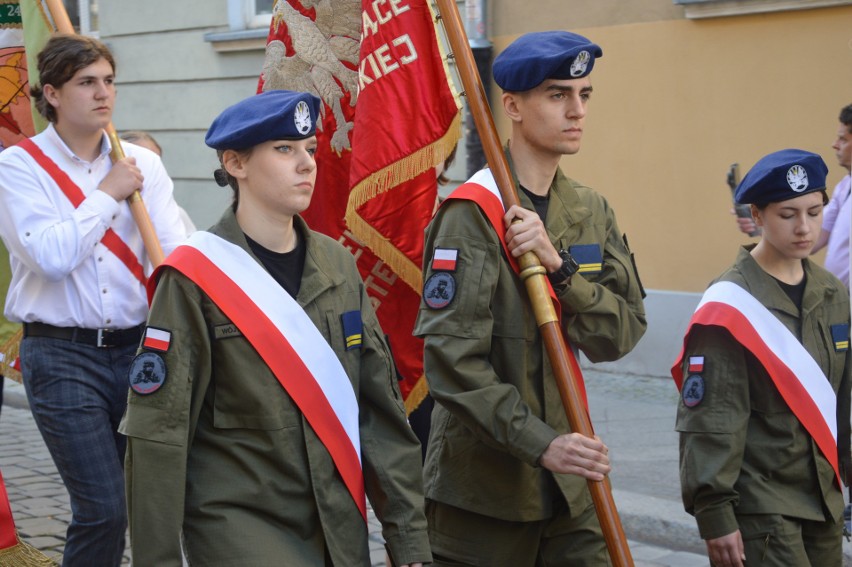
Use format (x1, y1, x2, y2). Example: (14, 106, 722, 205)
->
(0, 35, 185, 565)
(414, 30, 646, 566)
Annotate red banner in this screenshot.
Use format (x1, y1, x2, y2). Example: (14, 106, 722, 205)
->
(259, 0, 460, 412)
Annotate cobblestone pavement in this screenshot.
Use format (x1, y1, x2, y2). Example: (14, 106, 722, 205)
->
(1, 377, 711, 566)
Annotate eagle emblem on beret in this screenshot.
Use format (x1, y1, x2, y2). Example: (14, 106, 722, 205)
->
(294, 100, 312, 135)
(570, 50, 591, 77)
(786, 164, 808, 192)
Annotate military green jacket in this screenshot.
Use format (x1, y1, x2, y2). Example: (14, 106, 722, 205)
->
(677, 246, 852, 540)
(414, 158, 647, 521)
(121, 209, 431, 566)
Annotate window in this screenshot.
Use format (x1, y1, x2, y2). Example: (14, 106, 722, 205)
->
(205, 0, 275, 51)
(248, 0, 274, 29)
(673, 0, 852, 19)
(60, 0, 98, 35)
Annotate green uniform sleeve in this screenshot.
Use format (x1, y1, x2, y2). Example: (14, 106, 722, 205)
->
(676, 325, 749, 540)
(356, 278, 432, 565)
(556, 201, 646, 362)
(120, 270, 212, 567)
(416, 201, 559, 467)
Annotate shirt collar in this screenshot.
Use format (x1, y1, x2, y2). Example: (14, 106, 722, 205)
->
(44, 123, 111, 165)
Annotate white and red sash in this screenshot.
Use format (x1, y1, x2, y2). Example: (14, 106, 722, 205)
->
(16, 138, 147, 286)
(150, 232, 366, 521)
(672, 281, 840, 485)
(445, 168, 588, 406)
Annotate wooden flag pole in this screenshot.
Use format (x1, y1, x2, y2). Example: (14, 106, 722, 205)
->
(43, 0, 165, 267)
(433, 1, 634, 565)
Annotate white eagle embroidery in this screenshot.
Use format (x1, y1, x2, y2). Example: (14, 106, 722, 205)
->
(261, 0, 361, 153)
(570, 51, 590, 77)
(786, 164, 809, 192)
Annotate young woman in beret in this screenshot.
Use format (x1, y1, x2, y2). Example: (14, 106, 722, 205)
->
(121, 90, 430, 567)
(675, 149, 852, 567)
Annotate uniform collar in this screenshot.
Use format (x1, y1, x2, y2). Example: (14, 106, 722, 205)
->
(293, 214, 347, 305)
(504, 144, 592, 241)
(734, 244, 841, 318)
(209, 208, 344, 306)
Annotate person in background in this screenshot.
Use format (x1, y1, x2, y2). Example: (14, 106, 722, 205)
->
(121, 90, 431, 567)
(676, 149, 851, 567)
(0, 34, 186, 565)
(119, 129, 197, 235)
(811, 104, 852, 288)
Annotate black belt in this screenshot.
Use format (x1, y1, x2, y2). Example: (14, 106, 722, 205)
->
(23, 322, 144, 348)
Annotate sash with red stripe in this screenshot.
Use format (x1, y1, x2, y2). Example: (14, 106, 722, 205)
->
(16, 138, 147, 286)
(150, 232, 367, 520)
(671, 280, 841, 485)
(444, 168, 589, 407)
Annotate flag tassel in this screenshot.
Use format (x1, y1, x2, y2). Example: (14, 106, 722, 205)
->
(0, 538, 57, 566)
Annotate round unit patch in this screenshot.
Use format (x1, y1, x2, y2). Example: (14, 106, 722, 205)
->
(128, 352, 167, 395)
(423, 272, 456, 309)
(681, 374, 705, 408)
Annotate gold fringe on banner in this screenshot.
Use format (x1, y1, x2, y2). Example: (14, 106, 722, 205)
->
(0, 328, 22, 384)
(345, 112, 462, 292)
(403, 372, 430, 414)
(0, 536, 57, 566)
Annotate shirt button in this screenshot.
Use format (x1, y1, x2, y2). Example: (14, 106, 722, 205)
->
(105, 319, 111, 324)
(102, 289, 107, 294)
(98, 257, 103, 262)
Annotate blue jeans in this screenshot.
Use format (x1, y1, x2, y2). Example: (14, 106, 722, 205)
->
(21, 336, 136, 567)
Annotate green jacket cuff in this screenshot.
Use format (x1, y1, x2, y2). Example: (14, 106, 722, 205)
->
(515, 419, 559, 467)
(384, 529, 432, 566)
(695, 502, 739, 540)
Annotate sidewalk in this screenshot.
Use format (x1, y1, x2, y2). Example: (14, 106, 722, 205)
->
(9, 368, 840, 566)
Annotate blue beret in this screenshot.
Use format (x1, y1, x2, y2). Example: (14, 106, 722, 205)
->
(734, 149, 828, 205)
(493, 31, 602, 92)
(205, 90, 321, 150)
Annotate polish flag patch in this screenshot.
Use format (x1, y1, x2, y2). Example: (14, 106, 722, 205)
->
(431, 248, 459, 272)
(688, 356, 704, 373)
(143, 327, 171, 352)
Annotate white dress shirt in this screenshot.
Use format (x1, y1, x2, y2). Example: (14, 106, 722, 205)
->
(822, 175, 851, 288)
(0, 124, 187, 328)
